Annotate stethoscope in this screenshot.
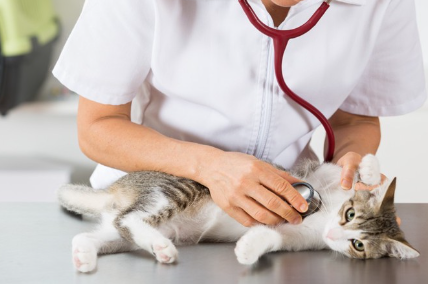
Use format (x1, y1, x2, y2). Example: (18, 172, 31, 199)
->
(239, 0, 335, 163)
(239, 0, 332, 214)
(292, 182, 322, 217)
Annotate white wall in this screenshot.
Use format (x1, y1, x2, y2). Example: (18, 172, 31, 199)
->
(378, 0, 428, 202)
(38, 0, 85, 101)
(1, 0, 427, 201)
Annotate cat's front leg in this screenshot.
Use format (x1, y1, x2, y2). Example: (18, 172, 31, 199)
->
(234, 225, 282, 265)
(358, 154, 382, 185)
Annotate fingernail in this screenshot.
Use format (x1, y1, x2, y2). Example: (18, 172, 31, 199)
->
(300, 204, 308, 212)
(341, 179, 352, 190)
(292, 217, 302, 225)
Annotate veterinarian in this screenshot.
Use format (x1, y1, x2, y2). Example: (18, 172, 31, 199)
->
(53, 0, 426, 227)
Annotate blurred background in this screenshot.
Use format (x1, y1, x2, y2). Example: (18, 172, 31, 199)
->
(0, 0, 427, 202)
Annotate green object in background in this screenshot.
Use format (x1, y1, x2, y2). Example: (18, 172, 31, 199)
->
(0, 0, 59, 56)
(0, 0, 60, 115)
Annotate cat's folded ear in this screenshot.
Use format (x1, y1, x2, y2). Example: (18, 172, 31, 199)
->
(365, 177, 396, 209)
(386, 238, 420, 259)
(379, 178, 397, 211)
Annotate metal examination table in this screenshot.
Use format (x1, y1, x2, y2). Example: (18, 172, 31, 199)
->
(0, 203, 427, 284)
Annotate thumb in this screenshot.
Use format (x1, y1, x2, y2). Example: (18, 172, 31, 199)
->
(337, 152, 362, 190)
(341, 165, 357, 190)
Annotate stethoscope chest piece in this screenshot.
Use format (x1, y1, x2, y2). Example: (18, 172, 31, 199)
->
(292, 182, 315, 203)
(291, 182, 322, 218)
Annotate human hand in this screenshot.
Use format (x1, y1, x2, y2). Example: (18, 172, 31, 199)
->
(336, 152, 386, 190)
(198, 151, 308, 227)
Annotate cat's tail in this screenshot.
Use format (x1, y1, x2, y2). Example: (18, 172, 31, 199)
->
(57, 184, 113, 217)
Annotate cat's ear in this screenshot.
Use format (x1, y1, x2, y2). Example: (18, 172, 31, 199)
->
(386, 238, 420, 259)
(379, 178, 397, 211)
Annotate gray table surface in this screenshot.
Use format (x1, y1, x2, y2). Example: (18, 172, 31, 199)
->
(0, 203, 427, 284)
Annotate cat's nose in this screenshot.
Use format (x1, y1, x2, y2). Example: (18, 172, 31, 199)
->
(326, 228, 344, 240)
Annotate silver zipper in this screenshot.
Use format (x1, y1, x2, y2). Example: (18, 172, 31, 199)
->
(252, 3, 277, 159)
(254, 38, 274, 159)
(252, 2, 316, 159)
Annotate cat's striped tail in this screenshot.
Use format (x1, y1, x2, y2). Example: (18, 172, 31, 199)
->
(57, 184, 113, 217)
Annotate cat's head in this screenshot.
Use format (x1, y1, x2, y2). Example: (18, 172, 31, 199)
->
(323, 178, 419, 259)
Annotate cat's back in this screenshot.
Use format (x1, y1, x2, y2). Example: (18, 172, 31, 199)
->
(109, 171, 210, 210)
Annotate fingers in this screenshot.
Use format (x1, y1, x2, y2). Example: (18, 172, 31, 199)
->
(237, 197, 287, 225)
(340, 165, 357, 190)
(355, 174, 387, 191)
(229, 164, 305, 225)
(337, 152, 362, 190)
(259, 169, 308, 215)
(203, 153, 307, 227)
(246, 186, 303, 225)
(227, 206, 258, 228)
(266, 169, 308, 213)
(396, 216, 401, 226)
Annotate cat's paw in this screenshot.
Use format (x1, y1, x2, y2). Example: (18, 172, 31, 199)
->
(359, 154, 381, 186)
(235, 236, 263, 265)
(72, 244, 97, 273)
(152, 238, 178, 264)
(235, 226, 282, 265)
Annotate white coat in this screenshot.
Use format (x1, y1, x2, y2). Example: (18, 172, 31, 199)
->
(53, 0, 427, 189)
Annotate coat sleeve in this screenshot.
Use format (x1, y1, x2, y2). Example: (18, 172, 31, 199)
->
(340, 0, 427, 116)
(53, 0, 155, 105)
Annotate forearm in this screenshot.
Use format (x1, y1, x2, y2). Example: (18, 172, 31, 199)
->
(327, 109, 381, 163)
(331, 121, 380, 163)
(77, 98, 221, 182)
(326, 109, 381, 189)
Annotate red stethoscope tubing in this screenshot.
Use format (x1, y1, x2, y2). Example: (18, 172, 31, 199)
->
(238, 0, 335, 162)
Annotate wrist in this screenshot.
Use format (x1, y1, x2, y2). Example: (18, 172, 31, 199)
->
(193, 144, 225, 185)
(171, 141, 224, 184)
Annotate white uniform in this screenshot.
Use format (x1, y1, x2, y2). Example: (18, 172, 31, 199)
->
(53, 0, 427, 189)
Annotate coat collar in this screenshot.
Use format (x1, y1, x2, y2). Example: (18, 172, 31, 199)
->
(290, 0, 365, 14)
(249, 0, 365, 10)
(250, 0, 366, 6)
(309, 0, 366, 6)
(334, 0, 366, 5)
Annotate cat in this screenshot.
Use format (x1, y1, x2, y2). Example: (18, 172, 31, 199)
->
(57, 154, 419, 273)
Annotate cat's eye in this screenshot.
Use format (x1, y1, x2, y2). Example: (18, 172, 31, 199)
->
(345, 208, 355, 222)
(352, 239, 365, 252)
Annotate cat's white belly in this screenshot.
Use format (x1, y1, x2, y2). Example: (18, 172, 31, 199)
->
(198, 202, 249, 242)
(158, 201, 248, 244)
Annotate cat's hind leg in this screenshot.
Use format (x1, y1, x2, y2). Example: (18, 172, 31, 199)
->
(72, 213, 134, 273)
(235, 225, 282, 265)
(116, 211, 178, 264)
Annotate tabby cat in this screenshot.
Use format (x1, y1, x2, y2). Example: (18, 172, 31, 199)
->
(58, 154, 419, 273)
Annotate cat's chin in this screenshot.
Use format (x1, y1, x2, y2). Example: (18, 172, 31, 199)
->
(322, 218, 350, 256)
(322, 231, 351, 257)
(322, 233, 348, 256)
